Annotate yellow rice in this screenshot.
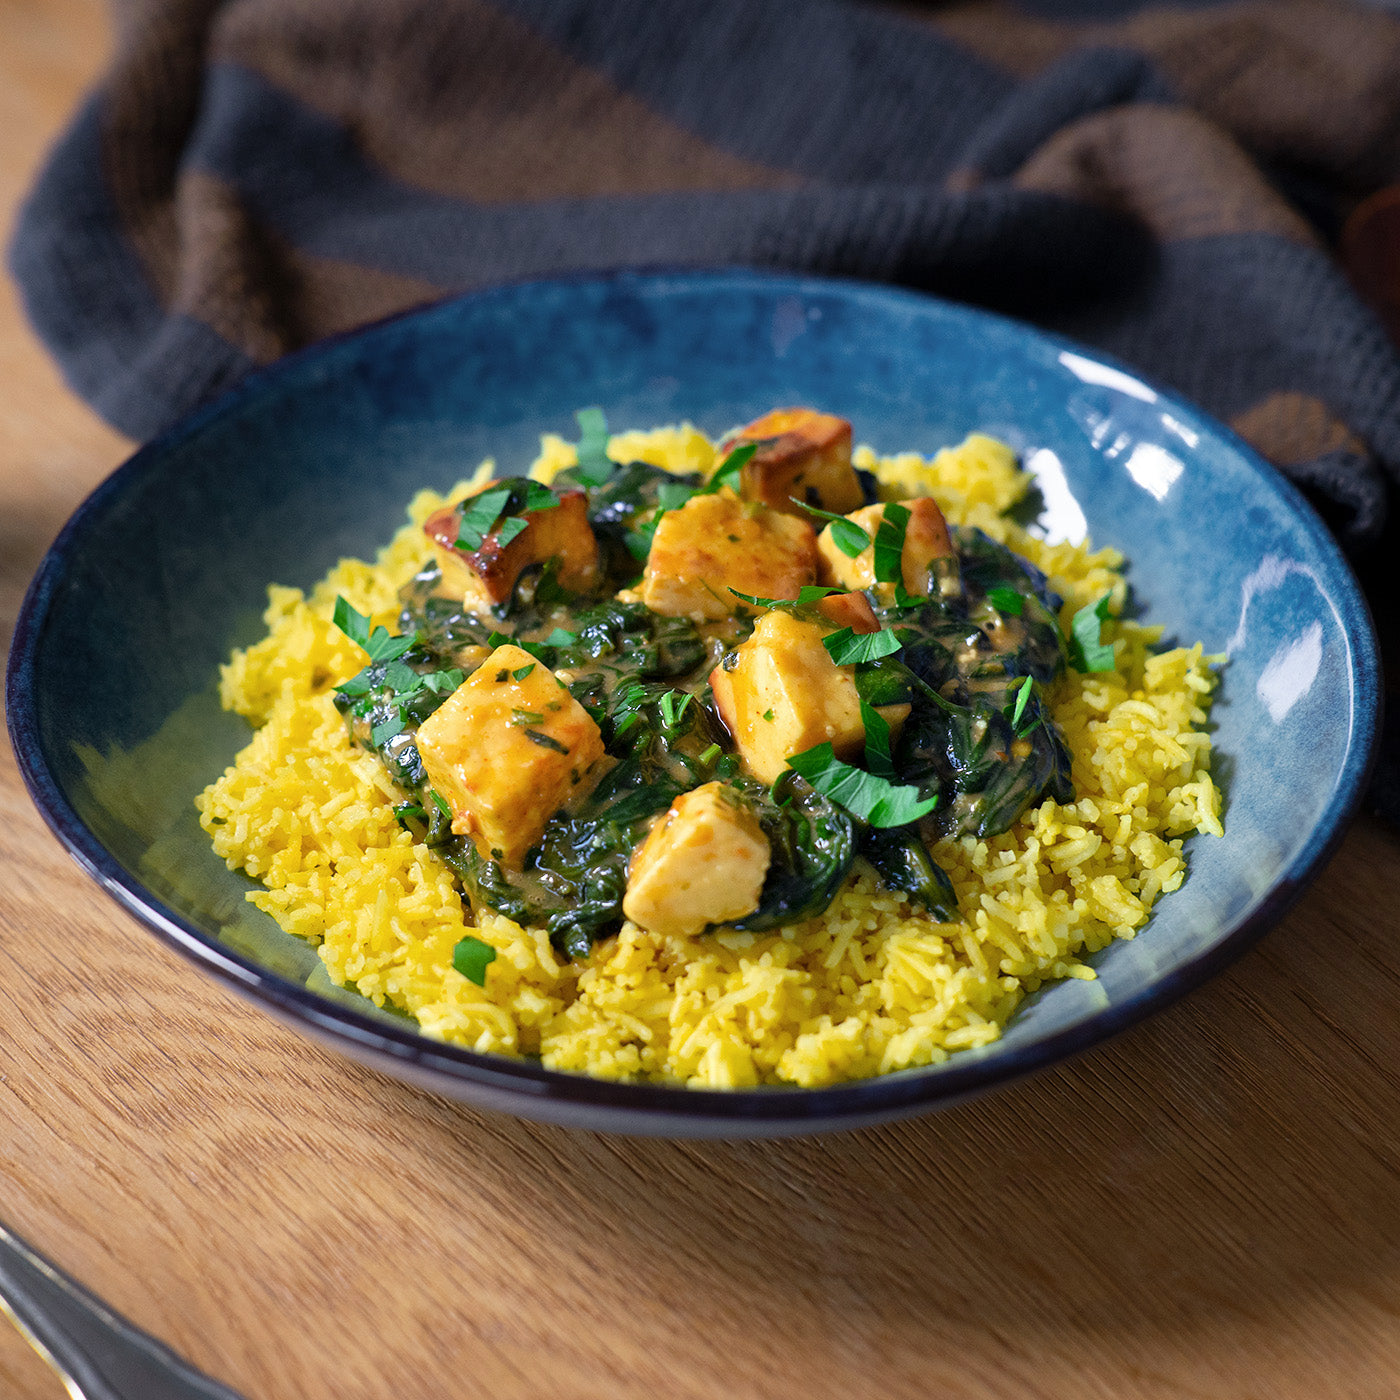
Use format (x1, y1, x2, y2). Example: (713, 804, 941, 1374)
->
(196, 428, 1222, 1089)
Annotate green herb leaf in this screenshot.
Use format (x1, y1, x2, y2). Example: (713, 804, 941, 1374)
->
(621, 478, 698, 563)
(511, 708, 545, 726)
(519, 480, 560, 513)
(699, 743, 721, 765)
(699, 442, 758, 496)
(727, 584, 839, 611)
(512, 663, 537, 681)
(987, 586, 1024, 616)
(657, 480, 695, 511)
(822, 627, 903, 666)
(393, 802, 426, 825)
(332, 597, 417, 664)
(761, 708, 775, 722)
(335, 672, 372, 698)
(1067, 593, 1116, 673)
(573, 407, 614, 487)
(455, 485, 515, 552)
(624, 526, 656, 562)
(429, 790, 452, 818)
(524, 729, 569, 753)
(383, 659, 421, 695)
(859, 699, 896, 779)
(332, 596, 372, 650)
(422, 668, 464, 694)
(793, 499, 871, 558)
(786, 742, 937, 828)
(543, 627, 577, 646)
(494, 515, 529, 549)
(452, 935, 497, 987)
(872, 503, 911, 585)
(1008, 674, 1034, 728)
(371, 714, 404, 746)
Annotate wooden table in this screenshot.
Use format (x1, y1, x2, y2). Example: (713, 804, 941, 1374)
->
(4, 2, 1400, 1396)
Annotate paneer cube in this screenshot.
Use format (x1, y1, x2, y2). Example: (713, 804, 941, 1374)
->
(424, 484, 598, 616)
(816, 497, 956, 598)
(815, 590, 880, 634)
(623, 782, 770, 937)
(725, 408, 864, 518)
(639, 491, 817, 621)
(709, 611, 909, 785)
(414, 644, 604, 866)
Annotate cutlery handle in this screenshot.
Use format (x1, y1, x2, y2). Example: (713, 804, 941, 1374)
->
(0, 1223, 247, 1400)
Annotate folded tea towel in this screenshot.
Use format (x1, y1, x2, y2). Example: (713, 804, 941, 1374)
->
(11, 0, 1400, 806)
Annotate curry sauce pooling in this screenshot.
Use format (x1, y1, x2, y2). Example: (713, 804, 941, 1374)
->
(332, 410, 1091, 961)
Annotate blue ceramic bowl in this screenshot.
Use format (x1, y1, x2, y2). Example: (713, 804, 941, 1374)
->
(7, 270, 1380, 1136)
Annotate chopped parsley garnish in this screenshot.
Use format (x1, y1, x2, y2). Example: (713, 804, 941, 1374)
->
(625, 476, 700, 562)
(987, 586, 1024, 616)
(494, 515, 530, 549)
(422, 668, 464, 694)
(823, 626, 902, 666)
(455, 480, 558, 553)
(524, 729, 569, 753)
(762, 709, 775, 722)
(543, 627, 577, 646)
(512, 663, 537, 681)
(382, 659, 419, 694)
(858, 699, 895, 778)
(872, 503, 911, 585)
(511, 708, 545, 725)
(1066, 593, 1116, 673)
(332, 597, 418, 664)
(657, 480, 695, 512)
(728, 584, 839, 611)
(624, 528, 655, 562)
(485, 631, 550, 662)
(573, 406, 614, 486)
(454, 485, 515, 552)
(1007, 674, 1034, 729)
(698, 442, 758, 496)
(371, 714, 404, 746)
(793, 499, 871, 558)
(452, 935, 497, 987)
(429, 790, 452, 818)
(786, 742, 938, 828)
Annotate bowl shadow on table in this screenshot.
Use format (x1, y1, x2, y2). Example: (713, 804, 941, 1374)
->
(360, 818, 1400, 1360)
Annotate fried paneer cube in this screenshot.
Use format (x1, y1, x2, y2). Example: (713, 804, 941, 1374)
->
(623, 782, 770, 937)
(709, 611, 909, 785)
(815, 590, 880, 634)
(816, 497, 956, 598)
(725, 408, 864, 518)
(639, 491, 817, 621)
(414, 644, 604, 867)
(424, 485, 598, 617)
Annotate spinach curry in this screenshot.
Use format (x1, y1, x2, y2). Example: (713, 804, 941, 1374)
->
(332, 410, 1087, 963)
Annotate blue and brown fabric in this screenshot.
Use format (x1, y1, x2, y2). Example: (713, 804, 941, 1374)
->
(11, 0, 1400, 805)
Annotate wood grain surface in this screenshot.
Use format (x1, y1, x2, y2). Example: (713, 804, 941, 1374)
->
(4, 3, 1400, 1396)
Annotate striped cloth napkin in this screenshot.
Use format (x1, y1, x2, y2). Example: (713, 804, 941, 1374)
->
(11, 0, 1400, 803)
